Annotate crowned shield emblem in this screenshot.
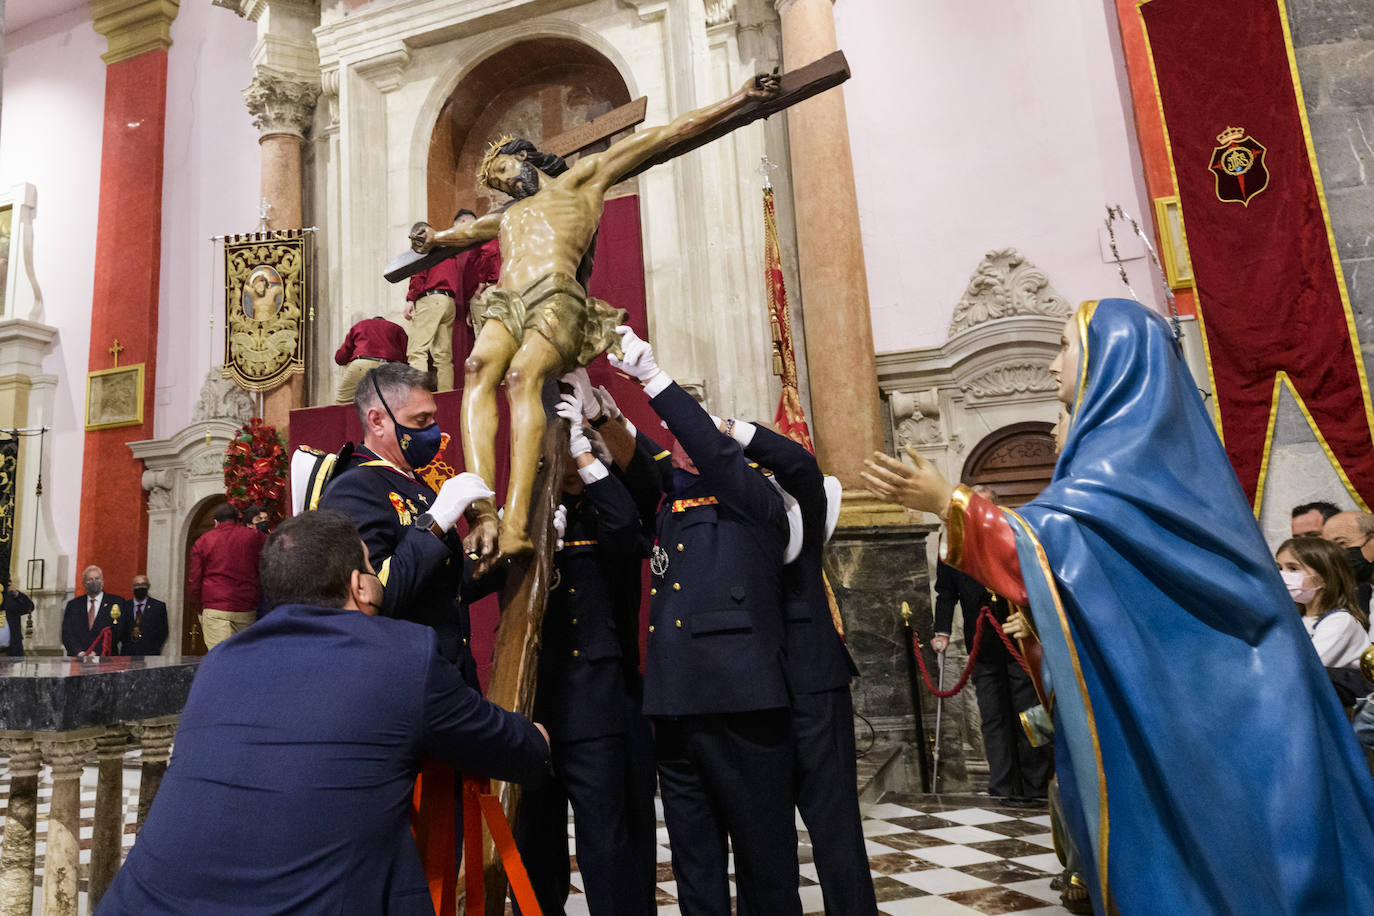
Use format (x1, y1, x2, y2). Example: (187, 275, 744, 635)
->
(1209, 126, 1269, 206)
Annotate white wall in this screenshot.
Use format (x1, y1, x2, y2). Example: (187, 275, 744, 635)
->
(156, 3, 260, 438)
(835, 0, 1161, 352)
(0, 7, 108, 565)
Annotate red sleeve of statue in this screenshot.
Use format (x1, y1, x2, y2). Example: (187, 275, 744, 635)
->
(942, 485, 1028, 607)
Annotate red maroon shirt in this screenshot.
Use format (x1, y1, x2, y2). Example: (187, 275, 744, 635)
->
(406, 255, 461, 303)
(459, 240, 502, 308)
(188, 522, 268, 613)
(334, 317, 409, 366)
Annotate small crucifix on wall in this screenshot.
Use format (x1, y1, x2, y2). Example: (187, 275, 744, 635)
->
(108, 338, 124, 367)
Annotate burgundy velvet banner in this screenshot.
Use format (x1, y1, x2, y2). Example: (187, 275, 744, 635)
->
(1141, 0, 1374, 509)
(290, 195, 662, 689)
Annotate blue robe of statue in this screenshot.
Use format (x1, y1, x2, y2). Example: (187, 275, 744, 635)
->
(959, 299, 1374, 914)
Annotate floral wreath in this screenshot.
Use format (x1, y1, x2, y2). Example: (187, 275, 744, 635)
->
(223, 417, 287, 524)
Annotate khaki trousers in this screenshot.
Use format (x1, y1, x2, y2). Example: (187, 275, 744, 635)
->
(407, 293, 457, 391)
(334, 357, 387, 404)
(201, 608, 256, 650)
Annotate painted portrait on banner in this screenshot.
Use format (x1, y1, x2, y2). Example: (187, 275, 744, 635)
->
(223, 231, 312, 392)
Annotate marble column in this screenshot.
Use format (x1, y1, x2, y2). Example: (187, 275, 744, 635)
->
(774, 0, 885, 499)
(243, 72, 320, 427)
(0, 734, 41, 916)
(129, 717, 179, 830)
(88, 728, 130, 907)
(37, 732, 99, 916)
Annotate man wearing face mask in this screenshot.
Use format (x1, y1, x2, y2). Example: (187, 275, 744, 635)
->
(121, 574, 169, 656)
(247, 505, 272, 533)
(318, 362, 496, 686)
(1322, 510, 1374, 622)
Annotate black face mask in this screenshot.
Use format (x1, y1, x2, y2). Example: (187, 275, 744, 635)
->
(133, 587, 149, 600)
(255, 521, 270, 532)
(1348, 546, 1374, 582)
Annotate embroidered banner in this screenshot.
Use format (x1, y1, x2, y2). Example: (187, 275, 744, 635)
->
(223, 230, 313, 392)
(763, 186, 815, 451)
(1140, 0, 1374, 510)
(0, 435, 16, 580)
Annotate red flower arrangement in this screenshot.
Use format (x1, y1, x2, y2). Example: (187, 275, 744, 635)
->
(223, 417, 287, 523)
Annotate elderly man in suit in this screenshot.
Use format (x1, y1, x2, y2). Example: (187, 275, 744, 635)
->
(99, 510, 551, 914)
(122, 574, 170, 656)
(61, 565, 128, 657)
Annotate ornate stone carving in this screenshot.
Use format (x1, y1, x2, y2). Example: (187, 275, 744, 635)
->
(354, 48, 412, 93)
(192, 367, 255, 424)
(891, 387, 943, 447)
(189, 452, 225, 478)
(243, 71, 321, 139)
(947, 248, 1070, 336)
(979, 435, 1057, 469)
(319, 67, 341, 136)
(705, 0, 737, 27)
(896, 416, 942, 447)
(141, 469, 176, 510)
(964, 363, 1057, 400)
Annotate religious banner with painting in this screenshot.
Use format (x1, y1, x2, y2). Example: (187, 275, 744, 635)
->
(0, 435, 16, 579)
(222, 230, 312, 392)
(1140, 0, 1374, 510)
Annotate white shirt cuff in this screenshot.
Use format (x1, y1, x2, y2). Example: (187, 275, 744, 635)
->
(642, 371, 672, 398)
(730, 420, 757, 447)
(578, 460, 610, 484)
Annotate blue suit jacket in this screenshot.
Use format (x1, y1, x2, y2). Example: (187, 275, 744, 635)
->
(99, 603, 549, 915)
(642, 382, 790, 716)
(742, 427, 855, 694)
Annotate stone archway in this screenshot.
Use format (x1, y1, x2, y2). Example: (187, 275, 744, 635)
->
(425, 37, 633, 223)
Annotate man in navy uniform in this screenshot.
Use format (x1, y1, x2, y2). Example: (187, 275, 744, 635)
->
(318, 362, 494, 687)
(720, 417, 877, 914)
(513, 383, 656, 916)
(99, 510, 551, 914)
(609, 326, 802, 916)
(61, 565, 128, 657)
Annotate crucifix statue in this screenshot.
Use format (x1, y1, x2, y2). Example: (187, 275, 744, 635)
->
(391, 52, 849, 573)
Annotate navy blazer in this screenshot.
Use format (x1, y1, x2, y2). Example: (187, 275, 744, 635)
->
(319, 445, 480, 685)
(61, 593, 129, 657)
(536, 473, 642, 742)
(642, 382, 790, 716)
(743, 427, 855, 694)
(98, 603, 550, 915)
(2, 588, 34, 657)
(120, 596, 170, 656)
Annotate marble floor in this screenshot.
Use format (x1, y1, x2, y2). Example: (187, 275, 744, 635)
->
(0, 756, 1073, 915)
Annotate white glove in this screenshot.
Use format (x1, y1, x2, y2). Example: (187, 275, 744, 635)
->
(430, 472, 495, 532)
(561, 369, 600, 421)
(593, 385, 622, 422)
(553, 504, 567, 552)
(556, 393, 591, 457)
(608, 325, 663, 384)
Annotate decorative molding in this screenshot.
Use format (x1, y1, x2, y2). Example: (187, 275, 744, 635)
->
(192, 367, 256, 424)
(319, 67, 341, 136)
(243, 70, 322, 140)
(964, 362, 1057, 401)
(947, 248, 1070, 337)
(705, 0, 737, 27)
(353, 47, 413, 93)
(92, 0, 181, 65)
(621, 0, 669, 23)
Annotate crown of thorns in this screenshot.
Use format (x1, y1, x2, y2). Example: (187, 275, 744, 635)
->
(477, 134, 519, 187)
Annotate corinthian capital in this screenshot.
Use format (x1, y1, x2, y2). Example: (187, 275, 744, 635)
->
(243, 70, 321, 140)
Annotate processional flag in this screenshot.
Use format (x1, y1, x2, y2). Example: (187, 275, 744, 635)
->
(0, 435, 16, 580)
(764, 185, 815, 451)
(222, 230, 313, 392)
(1140, 0, 1374, 510)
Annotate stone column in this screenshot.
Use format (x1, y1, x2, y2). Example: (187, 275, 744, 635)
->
(88, 728, 130, 907)
(37, 732, 99, 916)
(129, 717, 179, 830)
(0, 734, 41, 916)
(243, 72, 320, 427)
(774, 0, 887, 502)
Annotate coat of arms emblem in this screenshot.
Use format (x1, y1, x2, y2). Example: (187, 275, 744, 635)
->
(1209, 126, 1269, 206)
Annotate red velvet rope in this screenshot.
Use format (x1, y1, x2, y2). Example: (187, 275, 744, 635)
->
(910, 606, 1031, 698)
(83, 627, 113, 657)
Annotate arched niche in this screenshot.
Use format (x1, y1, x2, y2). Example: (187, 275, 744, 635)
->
(961, 421, 1057, 508)
(426, 37, 633, 223)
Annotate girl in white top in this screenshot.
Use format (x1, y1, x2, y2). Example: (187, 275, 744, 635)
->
(1276, 536, 1372, 669)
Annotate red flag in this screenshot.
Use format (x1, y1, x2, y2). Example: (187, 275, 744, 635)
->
(1140, 0, 1374, 511)
(764, 186, 815, 453)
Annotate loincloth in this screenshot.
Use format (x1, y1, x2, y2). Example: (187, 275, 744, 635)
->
(472, 272, 627, 371)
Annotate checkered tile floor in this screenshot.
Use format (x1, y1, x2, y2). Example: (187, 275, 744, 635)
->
(1, 759, 1072, 915)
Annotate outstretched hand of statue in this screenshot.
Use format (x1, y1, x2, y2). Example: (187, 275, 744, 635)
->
(861, 446, 955, 516)
(409, 221, 435, 254)
(745, 70, 781, 101)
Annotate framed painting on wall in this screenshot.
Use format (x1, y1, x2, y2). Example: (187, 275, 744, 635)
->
(85, 364, 145, 431)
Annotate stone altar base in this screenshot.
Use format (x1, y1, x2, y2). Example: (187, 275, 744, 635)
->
(826, 524, 982, 795)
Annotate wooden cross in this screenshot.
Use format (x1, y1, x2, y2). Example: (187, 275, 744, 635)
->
(108, 339, 124, 367)
(384, 50, 851, 283)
